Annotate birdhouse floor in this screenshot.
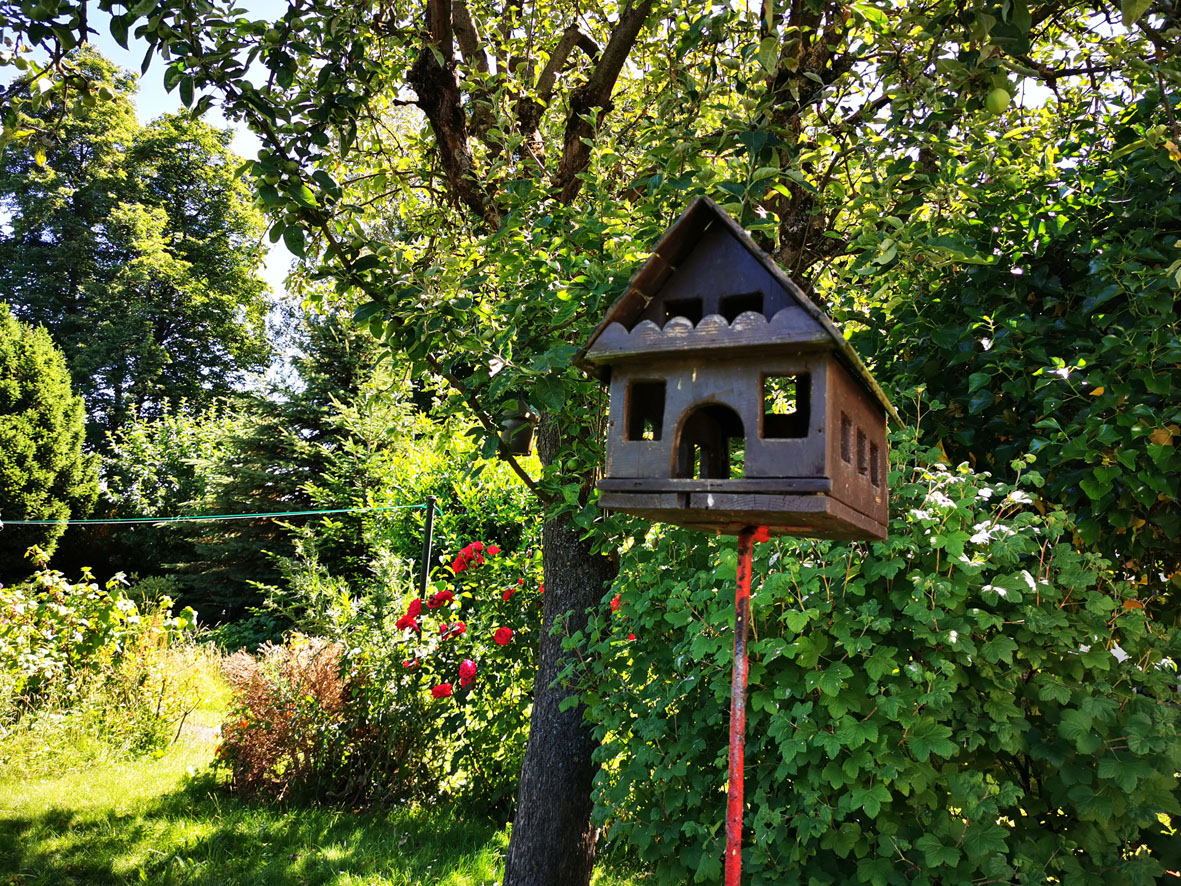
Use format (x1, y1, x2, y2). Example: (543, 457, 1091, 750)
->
(597, 490, 886, 540)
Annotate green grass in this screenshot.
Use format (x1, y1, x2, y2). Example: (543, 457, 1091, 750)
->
(0, 648, 649, 886)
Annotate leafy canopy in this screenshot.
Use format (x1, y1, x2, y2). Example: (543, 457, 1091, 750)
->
(0, 48, 272, 443)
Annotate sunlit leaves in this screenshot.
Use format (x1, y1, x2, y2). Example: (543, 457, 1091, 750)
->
(579, 436, 1181, 884)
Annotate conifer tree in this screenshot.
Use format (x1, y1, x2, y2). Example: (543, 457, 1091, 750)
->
(0, 303, 97, 577)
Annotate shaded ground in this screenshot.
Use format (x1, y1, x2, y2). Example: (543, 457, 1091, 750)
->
(0, 725, 646, 886)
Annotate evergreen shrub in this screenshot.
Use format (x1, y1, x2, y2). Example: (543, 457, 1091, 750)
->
(580, 434, 1181, 885)
(0, 303, 97, 574)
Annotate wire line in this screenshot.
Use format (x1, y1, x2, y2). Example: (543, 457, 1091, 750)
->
(0, 504, 427, 527)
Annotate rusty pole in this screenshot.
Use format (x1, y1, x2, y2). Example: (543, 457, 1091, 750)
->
(725, 525, 761, 886)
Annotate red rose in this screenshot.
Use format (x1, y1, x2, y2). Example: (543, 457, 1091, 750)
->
(427, 589, 454, 609)
(502, 586, 516, 602)
(494, 627, 513, 646)
(487, 544, 500, 556)
(439, 622, 449, 636)
(471, 541, 484, 552)
(610, 594, 622, 613)
(538, 583, 545, 594)
(406, 598, 423, 618)
(451, 621, 467, 636)
(451, 554, 468, 573)
(517, 578, 525, 586)
(431, 683, 453, 698)
(396, 613, 420, 633)
(459, 659, 477, 687)
(628, 633, 636, 641)
(402, 658, 419, 669)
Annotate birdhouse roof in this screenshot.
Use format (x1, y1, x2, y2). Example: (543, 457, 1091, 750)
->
(577, 196, 900, 424)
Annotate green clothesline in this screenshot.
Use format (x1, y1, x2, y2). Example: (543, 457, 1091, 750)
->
(0, 504, 428, 527)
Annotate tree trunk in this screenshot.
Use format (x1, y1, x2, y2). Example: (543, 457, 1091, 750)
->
(504, 419, 617, 886)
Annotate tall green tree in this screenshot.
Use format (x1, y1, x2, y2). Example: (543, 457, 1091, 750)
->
(5, 3, 1178, 883)
(0, 303, 97, 577)
(177, 314, 383, 616)
(0, 48, 271, 443)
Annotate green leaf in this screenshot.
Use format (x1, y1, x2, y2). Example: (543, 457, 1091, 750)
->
(532, 377, 566, 412)
(914, 834, 962, 867)
(110, 15, 130, 48)
(908, 719, 957, 761)
(1121, 0, 1152, 25)
(283, 225, 306, 257)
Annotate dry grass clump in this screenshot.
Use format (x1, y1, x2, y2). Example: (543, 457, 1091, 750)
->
(217, 635, 346, 799)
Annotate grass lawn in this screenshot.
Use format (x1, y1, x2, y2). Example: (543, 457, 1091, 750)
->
(0, 654, 647, 886)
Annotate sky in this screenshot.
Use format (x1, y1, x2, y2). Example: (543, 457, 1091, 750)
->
(86, 2, 294, 298)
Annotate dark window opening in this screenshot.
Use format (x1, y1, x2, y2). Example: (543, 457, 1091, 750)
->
(720, 291, 764, 323)
(675, 403, 745, 480)
(664, 297, 703, 327)
(857, 429, 869, 476)
(626, 380, 665, 441)
(841, 413, 853, 463)
(762, 374, 811, 439)
(870, 442, 881, 487)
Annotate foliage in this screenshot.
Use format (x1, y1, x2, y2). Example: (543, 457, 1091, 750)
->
(855, 100, 1181, 619)
(580, 434, 1181, 885)
(6, 1, 1181, 880)
(0, 301, 97, 572)
(219, 536, 543, 812)
(0, 548, 199, 758)
(83, 398, 255, 588)
(0, 48, 271, 443)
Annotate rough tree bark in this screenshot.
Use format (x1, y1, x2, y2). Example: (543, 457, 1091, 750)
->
(503, 417, 618, 886)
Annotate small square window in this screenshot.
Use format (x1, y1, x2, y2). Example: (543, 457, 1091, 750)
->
(626, 380, 665, 441)
(870, 442, 881, 487)
(664, 297, 703, 326)
(762, 374, 810, 439)
(840, 413, 853, 463)
(719, 292, 764, 323)
(857, 429, 869, 476)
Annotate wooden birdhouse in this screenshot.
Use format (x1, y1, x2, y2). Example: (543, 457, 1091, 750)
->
(577, 197, 900, 540)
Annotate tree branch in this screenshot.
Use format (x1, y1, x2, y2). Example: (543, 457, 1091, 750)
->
(426, 354, 551, 502)
(554, 0, 654, 203)
(517, 25, 599, 146)
(426, 0, 454, 61)
(453, 0, 487, 72)
(408, 0, 500, 228)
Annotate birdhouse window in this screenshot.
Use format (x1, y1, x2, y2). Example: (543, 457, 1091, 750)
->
(762, 374, 810, 439)
(675, 403, 744, 480)
(719, 291, 764, 323)
(857, 428, 869, 476)
(840, 412, 853, 463)
(664, 297, 703, 326)
(626, 379, 666, 441)
(870, 442, 882, 488)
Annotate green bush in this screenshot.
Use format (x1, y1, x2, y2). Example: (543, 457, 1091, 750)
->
(858, 104, 1181, 616)
(217, 537, 543, 812)
(580, 435, 1181, 885)
(0, 549, 199, 761)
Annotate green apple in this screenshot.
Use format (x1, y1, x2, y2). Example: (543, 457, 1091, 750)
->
(986, 88, 1011, 114)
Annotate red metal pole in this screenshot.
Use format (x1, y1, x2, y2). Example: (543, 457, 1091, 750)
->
(725, 526, 760, 886)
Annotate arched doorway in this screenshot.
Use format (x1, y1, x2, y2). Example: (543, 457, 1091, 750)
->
(674, 403, 745, 480)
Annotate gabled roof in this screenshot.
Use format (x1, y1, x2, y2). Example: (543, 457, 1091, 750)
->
(577, 196, 901, 424)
